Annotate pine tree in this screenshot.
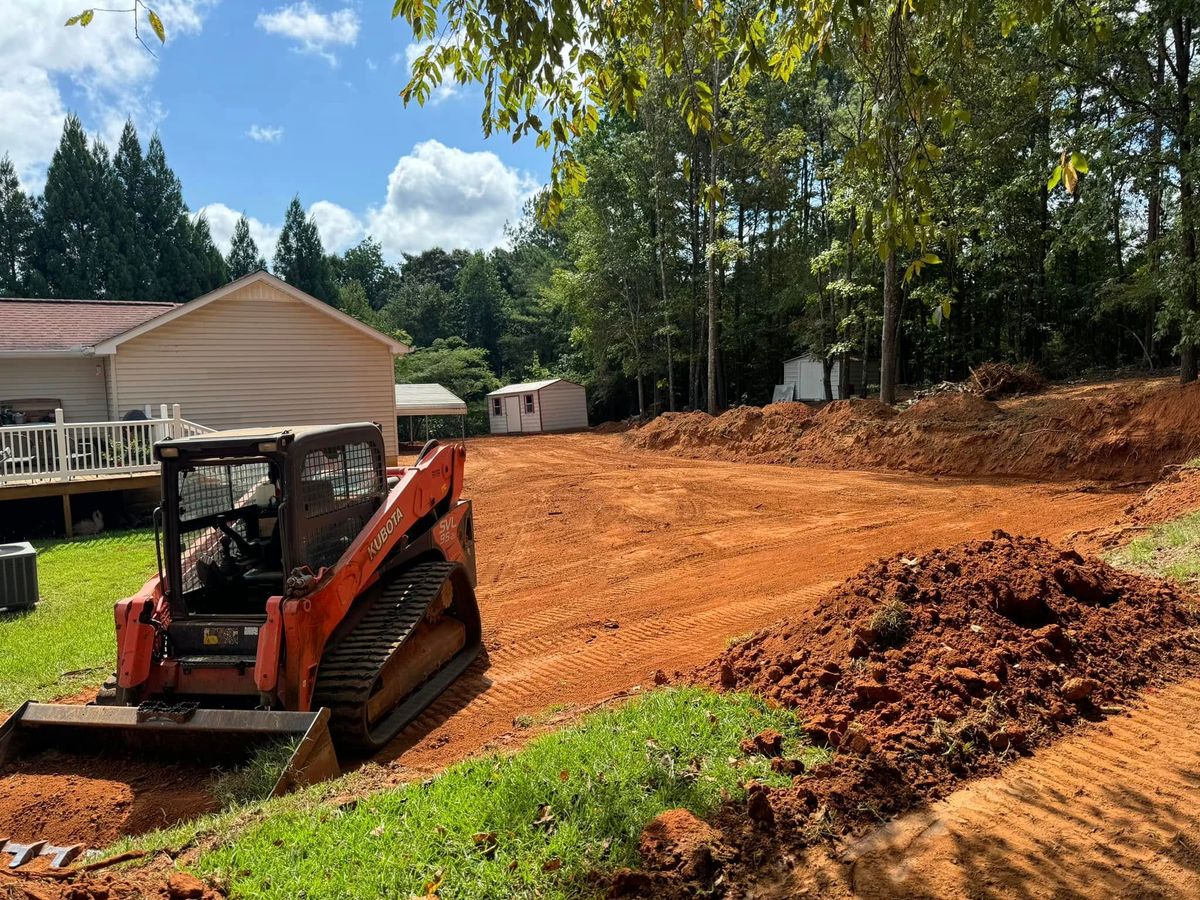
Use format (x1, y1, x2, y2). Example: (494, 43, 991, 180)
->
(0, 156, 37, 296)
(226, 214, 265, 279)
(273, 196, 338, 304)
(37, 115, 114, 298)
(111, 120, 152, 298)
(140, 133, 191, 299)
(187, 214, 229, 293)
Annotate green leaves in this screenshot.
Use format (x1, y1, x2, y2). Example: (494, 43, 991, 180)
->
(64, 9, 94, 27)
(1048, 151, 1089, 194)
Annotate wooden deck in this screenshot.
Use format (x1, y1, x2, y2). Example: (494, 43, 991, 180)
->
(0, 472, 161, 537)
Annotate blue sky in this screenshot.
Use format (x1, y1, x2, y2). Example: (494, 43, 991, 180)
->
(2, 1, 551, 261)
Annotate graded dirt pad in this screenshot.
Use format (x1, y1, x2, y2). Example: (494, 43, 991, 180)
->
(611, 533, 1200, 897)
(778, 676, 1200, 899)
(0, 753, 218, 847)
(629, 377, 1200, 482)
(378, 434, 1131, 773)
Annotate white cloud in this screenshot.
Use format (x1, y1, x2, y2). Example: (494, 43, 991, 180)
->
(0, 0, 211, 190)
(366, 140, 537, 257)
(247, 124, 285, 143)
(256, 2, 359, 65)
(197, 203, 281, 261)
(200, 141, 535, 264)
(309, 200, 363, 252)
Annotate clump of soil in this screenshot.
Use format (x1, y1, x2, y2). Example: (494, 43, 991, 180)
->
(0, 867, 224, 900)
(613, 533, 1200, 896)
(0, 753, 219, 848)
(705, 533, 1198, 824)
(627, 378, 1200, 482)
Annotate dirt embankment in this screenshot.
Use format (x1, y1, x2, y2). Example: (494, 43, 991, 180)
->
(613, 532, 1200, 897)
(629, 379, 1200, 482)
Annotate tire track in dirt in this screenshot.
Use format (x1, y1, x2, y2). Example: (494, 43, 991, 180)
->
(790, 678, 1200, 899)
(376, 433, 1132, 774)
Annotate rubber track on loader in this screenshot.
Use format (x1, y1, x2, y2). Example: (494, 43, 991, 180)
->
(313, 560, 463, 753)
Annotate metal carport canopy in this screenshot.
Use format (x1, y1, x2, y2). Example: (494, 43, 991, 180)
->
(394, 383, 468, 417)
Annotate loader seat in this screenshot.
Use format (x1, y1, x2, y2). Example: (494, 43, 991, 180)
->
(301, 478, 336, 516)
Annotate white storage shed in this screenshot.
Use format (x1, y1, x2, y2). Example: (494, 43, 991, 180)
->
(487, 379, 588, 434)
(782, 354, 842, 401)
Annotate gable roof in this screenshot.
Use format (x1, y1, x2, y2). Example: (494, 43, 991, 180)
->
(395, 383, 468, 416)
(0, 298, 179, 353)
(0, 272, 407, 358)
(93, 270, 408, 355)
(488, 379, 569, 397)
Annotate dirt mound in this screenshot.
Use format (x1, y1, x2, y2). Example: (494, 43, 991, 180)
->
(813, 398, 897, 426)
(901, 392, 1000, 424)
(627, 378, 1200, 482)
(706, 531, 1199, 827)
(615, 534, 1200, 896)
(0, 754, 219, 848)
(1125, 466, 1200, 526)
(629, 411, 714, 452)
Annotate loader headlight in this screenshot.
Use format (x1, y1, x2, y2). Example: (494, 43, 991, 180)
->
(258, 442, 279, 453)
(159, 447, 179, 458)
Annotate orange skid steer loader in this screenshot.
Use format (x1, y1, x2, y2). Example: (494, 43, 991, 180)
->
(0, 423, 481, 800)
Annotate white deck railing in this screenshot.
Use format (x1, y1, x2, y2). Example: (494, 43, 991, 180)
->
(0, 404, 212, 485)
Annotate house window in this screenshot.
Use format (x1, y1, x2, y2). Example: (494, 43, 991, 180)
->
(523, 394, 535, 414)
(492, 398, 503, 416)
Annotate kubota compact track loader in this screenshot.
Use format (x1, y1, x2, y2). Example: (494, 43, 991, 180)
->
(0, 423, 481, 796)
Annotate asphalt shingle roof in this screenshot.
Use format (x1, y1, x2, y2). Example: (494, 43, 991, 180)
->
(0, 299, 179, 352)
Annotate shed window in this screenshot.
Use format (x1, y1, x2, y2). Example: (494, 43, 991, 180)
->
(492, 398, 502, 416)
(524, 394, 535, 414)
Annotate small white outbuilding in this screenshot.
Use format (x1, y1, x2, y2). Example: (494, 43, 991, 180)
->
(487, 379, 588, 435)
(782, 353, 842, 401)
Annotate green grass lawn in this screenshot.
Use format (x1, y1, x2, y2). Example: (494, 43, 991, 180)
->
(124, 688, 824, 900)
(0, 529, 157, 711)
(1112, 510, 1200, 586)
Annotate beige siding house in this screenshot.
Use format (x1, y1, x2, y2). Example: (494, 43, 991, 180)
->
(487, 379, 588, 434)
(0, 272, 406, 459)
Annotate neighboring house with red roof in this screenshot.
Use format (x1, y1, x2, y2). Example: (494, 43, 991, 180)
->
(0, 271, 408, 460)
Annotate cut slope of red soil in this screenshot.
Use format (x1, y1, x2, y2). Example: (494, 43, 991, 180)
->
(629, 378, 1200, 482)
(613, 533, 1200, 896)
(1123, 465, 1200, 526)
(0, 754, 219, 847)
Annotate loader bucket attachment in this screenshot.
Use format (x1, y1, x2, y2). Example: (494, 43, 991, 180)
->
(0, 702, 340, 798)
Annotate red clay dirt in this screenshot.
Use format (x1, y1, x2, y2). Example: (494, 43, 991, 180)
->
(0, 754, 218, 847)
(0, 428, 1149, 894)
(610, 533, 1200, 897)
(374, 432, 1133, 774)
(629, 377, 1200, 483)
(787, 676, 1200, 899)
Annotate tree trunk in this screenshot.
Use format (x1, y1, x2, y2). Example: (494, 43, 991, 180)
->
(1145, 26, 1166, 368)
(706, 61, 722, 414)
(1174, 15, 1197, 383)
(880, 247, 900, 404)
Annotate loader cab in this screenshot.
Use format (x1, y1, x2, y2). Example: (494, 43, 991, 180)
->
(155, 424, 387, 618)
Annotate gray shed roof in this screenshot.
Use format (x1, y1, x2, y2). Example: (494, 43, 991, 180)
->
(394, 383, 468, 416)
(487, 378, 577, 398)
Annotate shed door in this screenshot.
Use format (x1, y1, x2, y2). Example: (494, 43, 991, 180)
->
(504, 395, 521, 433)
